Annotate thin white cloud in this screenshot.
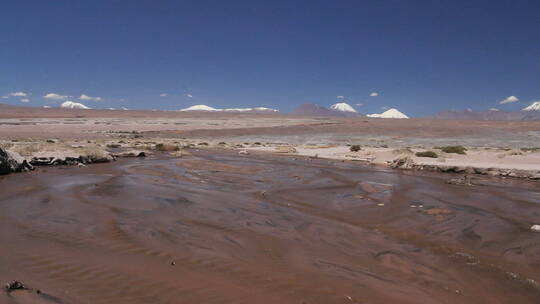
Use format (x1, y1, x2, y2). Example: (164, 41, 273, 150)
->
(20, 98, 30, 103)
(79, 94, 103, 101)
(9, 92, 28, 97)
(499, 95, 519, 104)
(184, 93, 193, 98)
(336, 95, 345, 99)
(43, 93, 69, 100)
(159, 93, 168, 97)
(488, 108, 499, 111)
(370, 92, 379, 97)
(381, 106, 389, 110)
(355, 103, 363, 106)
(1, 96, 7, 99)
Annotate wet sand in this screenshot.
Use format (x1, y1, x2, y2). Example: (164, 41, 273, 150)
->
(1, 149, 540, 303)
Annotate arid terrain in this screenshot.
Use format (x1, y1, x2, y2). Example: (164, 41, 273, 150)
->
(1, 107, 540, 303)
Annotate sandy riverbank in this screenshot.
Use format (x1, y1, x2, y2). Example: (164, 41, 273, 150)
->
(241, 144, 540, 178)
(1, 107, 539, 179)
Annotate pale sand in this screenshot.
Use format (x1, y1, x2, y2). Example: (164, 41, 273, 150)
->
(245, 145, 540, 171)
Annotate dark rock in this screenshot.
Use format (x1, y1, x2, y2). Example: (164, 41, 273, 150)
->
(114, 150, 146, 158)
(0, 148, 34, 174)
(30, 153, 114, 167)
(5, 280, 26, 291)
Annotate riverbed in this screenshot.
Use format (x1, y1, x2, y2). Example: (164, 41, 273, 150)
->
(1, 150, 539, 303)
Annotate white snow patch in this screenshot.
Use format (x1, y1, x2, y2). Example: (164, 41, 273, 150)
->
(180, 105, 278, 112)
(60, 101, 90, 109)
(329, 102, 357, 113)
(523, 101, 540, 111)
(367, 108, 409, 119)
(180, 105, 220, 111)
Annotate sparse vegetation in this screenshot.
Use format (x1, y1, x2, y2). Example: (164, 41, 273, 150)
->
(198, 142, 209, 146)
(155, 143, 180, 152)
(507, 150, 523, 156)
(521, 147, 540, 153)
(435, 145, 467, 155)
(415, 151, 438, 158)
(350, 145, 361, 152)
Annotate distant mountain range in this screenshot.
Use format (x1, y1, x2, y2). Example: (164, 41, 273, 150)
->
(433, 102, 540, 120)
(291, 103, 363, 117)
(292, 102, 410, 119)
(291, 103, 343, 116)
(4, 100, 539, 120)
(179, 105, 279, 113)
(292, 103, 361, 117)
(433, 110, 540, 121)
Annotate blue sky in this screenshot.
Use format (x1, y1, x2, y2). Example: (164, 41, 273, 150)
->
(1, 1, 539, 116)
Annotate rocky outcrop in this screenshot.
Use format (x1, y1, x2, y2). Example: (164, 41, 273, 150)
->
(29, 154, 114, 166)
(112, 150, 146, 158)
(388, 156, 415, 169)
(0, 148, 34, 174)
(387, 155, 540, 181)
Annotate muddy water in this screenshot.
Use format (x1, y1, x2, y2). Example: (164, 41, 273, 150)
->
(1, 150, 540, 304)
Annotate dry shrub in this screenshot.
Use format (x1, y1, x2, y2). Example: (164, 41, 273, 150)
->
(155, 143, 180, 152)
(415, 151, 438, 158)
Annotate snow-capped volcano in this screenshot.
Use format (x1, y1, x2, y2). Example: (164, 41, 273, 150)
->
(223, 107, 278, 113)
(60, 101, 90, 109)
(523, 101, 540, 111)
(180, 105, 219, 111)
(367, 108, 409, 119)
(329, 102, 357, 113)
(180, 104, 279, 113)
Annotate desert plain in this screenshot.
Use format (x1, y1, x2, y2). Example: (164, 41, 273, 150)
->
(1, 106, 540, 304)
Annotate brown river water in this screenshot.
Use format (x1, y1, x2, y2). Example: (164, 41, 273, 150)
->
(1, 150, 540, 304)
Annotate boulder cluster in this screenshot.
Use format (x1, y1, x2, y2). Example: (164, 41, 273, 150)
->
(29, 154, 114, 166)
